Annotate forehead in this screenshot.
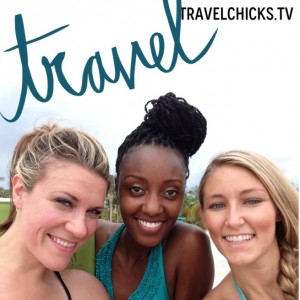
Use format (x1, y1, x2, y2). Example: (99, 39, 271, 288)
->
(33, 159, 108, 194)
(205, 165, 266, 191)
(37, 159, 100, 186)
(120, 145, 186, 174)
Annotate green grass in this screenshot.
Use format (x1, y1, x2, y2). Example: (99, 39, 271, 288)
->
(0, 201, 10, 223)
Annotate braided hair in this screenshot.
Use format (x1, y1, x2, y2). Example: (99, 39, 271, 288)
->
(116, 92, 207, 177)
(199, 150, 299, 300)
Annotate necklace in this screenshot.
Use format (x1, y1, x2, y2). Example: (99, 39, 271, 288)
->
(96, 224, 162, 300)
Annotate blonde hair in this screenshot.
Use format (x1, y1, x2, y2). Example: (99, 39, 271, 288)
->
(199, 150, 298, 300)
(1, 123, 110, 234)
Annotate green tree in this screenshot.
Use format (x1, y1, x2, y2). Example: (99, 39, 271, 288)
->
(0, 187, 10, 198)
(0, 177, 9, 198)
(184, 186, 199, 206)
(101, 175, 122, 223)
(181, 186, 204, 229)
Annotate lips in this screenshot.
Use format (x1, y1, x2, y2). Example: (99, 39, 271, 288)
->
(50, 235, 76, 248)
(224, 234, 254, 243)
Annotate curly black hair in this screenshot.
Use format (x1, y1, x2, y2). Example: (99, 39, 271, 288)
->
(116, 92, 207, 178)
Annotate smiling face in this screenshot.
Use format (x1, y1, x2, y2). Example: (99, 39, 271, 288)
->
(199, 165, 279, 267)
(117, 145, 186, 247)
(13, 160, 108, 271)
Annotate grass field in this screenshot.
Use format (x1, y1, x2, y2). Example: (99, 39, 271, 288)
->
(0, 200, 10, 223)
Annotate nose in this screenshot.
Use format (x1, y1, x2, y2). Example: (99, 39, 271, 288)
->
(65, 213, 88, 239)
(141, 193, 163, 216)
(225, 206, 244, 227)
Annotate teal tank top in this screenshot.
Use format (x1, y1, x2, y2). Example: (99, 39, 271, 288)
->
(96, 224, 169, 300)
(233, 278, 247, 300)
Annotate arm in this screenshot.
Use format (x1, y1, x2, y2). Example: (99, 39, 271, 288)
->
(167, 223, 214, 300)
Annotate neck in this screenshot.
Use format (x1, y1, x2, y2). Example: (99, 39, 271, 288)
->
(230, 244, 283, 299)
(118, 227, 152, 264)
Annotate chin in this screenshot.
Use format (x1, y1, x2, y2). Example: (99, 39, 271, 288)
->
(228, 257, 254, 267)
(44, 259, 71, 272)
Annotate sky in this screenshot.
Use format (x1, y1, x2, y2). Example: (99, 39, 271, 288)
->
(0, 0, 299, 190)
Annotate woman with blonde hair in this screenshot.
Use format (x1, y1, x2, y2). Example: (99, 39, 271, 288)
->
(0, 123, 110, 299)
(199, 150, 298, 300)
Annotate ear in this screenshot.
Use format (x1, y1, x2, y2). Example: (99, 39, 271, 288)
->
(198, 206, 207, 228)
(12, 174, 26, 209)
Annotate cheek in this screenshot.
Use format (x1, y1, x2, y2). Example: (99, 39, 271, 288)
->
(27, 209, 60, 233)
(162, 200, 183, 219)
(119, 197, 136, 214)
(202, 212, 224, 235)
(254, 211, 277, 236)
(21, 208, 58, 248)
(247, 203, 277, 226)
(22, 198, 47, 225)
(118, 189, 132, 208)
(168, 200, 183, 216)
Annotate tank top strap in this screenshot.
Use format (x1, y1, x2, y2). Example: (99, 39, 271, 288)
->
(233, 277, 247, 300)
(55, 271, 72, 300)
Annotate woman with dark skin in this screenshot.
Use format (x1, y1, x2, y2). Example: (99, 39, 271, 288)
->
(95, 92, 214, 300)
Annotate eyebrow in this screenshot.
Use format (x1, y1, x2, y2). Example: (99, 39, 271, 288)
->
(240, 188, 268, 196)
(204, 193, 224, 201)
(123, 175, 183, 184)
(51, 191, 79, 202)
(205, 188, 268, 200)
(123, 175, 143, 180)
(51, 192, 105, 209)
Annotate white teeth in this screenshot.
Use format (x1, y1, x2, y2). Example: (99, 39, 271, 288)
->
(225, 234, 254, 243)
(138, 219, 162, 229)
(52, 236, 76, 248)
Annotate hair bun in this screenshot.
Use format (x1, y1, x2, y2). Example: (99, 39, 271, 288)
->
(144, 92, 207, 157)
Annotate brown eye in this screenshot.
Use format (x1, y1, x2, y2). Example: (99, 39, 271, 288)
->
(163, 189, 178, 198)
(129, 186, 144, 196)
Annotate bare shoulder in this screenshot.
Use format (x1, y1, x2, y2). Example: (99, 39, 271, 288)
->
(203, 288, 224, 300)
(167, 221, 210, 248)
(204, 273, 238, 300)
(95, 219, 122, 251)
(61, 269, 109, 300)
(164, 221, 212, 264)
(164, 222, 214, 299)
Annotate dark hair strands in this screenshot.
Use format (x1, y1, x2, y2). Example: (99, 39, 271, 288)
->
(116, 92, 207, 177)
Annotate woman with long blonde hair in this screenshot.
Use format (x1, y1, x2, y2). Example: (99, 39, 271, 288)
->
(199, 150, 298, 300)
